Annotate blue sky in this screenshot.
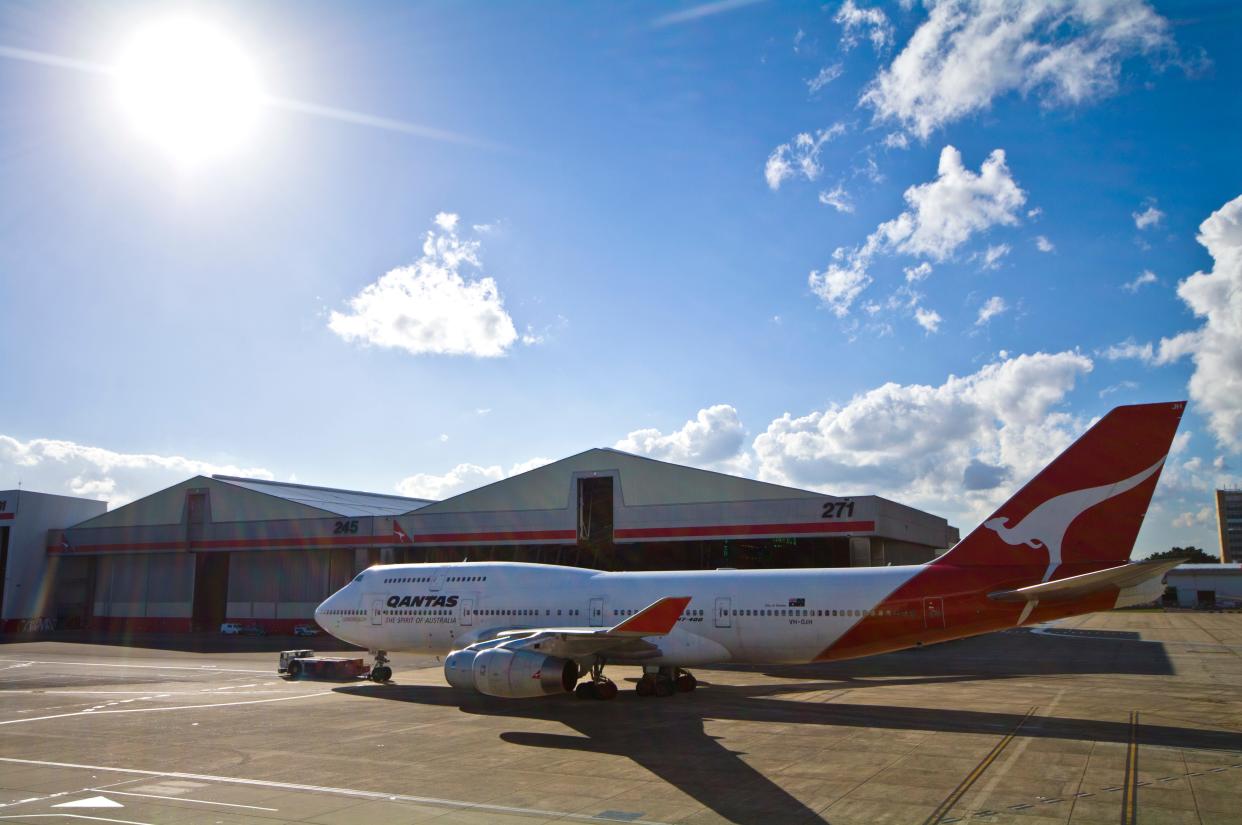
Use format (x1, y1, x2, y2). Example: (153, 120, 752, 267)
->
(1, 0, 1239, 556)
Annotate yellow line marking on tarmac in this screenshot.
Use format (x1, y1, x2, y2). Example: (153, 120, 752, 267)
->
(1120, 710, 1139, 825)
(0, 692, 329, 726)
(922, 706, 1038, 825)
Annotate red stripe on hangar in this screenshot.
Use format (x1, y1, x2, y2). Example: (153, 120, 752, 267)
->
(0, 512, 14, 520)
(615, 521, 875, 539)
(49, 534, 395, 554)
(409, 529, 578, 544)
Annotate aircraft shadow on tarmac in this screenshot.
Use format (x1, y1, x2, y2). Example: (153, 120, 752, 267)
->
(334, 633, 1236, 825)
(750, 627, 1174, 683)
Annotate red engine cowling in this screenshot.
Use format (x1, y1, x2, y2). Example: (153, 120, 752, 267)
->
(471, 648, 576, 698)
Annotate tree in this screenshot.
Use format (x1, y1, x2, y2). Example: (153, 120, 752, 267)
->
(1144, 546, 1218, 564)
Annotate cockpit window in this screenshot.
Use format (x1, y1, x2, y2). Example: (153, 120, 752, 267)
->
(353, 573, 365, 583)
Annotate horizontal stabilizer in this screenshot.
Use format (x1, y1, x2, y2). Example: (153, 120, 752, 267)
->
(988, 558, 1182, 603)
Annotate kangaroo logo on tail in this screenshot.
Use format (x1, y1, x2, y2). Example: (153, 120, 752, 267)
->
(984, 457, 1165, 582)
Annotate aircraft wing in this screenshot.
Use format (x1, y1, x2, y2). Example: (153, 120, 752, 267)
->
(987, 558, 1182, 603)
(489, 596, 692, 660)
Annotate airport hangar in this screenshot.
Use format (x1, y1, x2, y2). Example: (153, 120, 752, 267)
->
(5, 448, 959, 633)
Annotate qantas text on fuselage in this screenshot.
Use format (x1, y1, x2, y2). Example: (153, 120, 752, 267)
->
(314, 402, 1186, 700)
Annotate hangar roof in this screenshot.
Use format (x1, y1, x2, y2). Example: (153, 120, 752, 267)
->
(212, 476, 434, 517)
(1167, 564, 1242, 573)
(413, 447, 824, 515)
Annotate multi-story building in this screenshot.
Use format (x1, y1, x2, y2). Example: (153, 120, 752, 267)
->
(1216, 489, 1242, 563)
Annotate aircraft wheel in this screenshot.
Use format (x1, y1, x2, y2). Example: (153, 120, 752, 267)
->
(595, 680, 618, 700)
(654, 678, 674, 698)
(675, 673, 697, 693)
(575, 682, 597, 700)
(635, 677, 655, 697)
(371, 665, 392, 683)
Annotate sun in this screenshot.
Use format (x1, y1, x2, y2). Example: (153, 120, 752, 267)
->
(114, 17, 262, 166)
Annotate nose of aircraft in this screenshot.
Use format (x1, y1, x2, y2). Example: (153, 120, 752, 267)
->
(314, 596, 331, 633)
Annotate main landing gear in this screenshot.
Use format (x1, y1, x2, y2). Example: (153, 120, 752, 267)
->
(635, 666, 697, 698)
(368, 650, 393, 683)
(574, 660, 618, 701)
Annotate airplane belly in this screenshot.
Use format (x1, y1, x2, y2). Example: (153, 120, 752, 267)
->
(640, 628, 732, 666)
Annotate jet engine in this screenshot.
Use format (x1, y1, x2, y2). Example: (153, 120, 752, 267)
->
(443, 646, 576, 698)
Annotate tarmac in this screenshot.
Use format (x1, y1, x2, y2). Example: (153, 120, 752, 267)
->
(1, 611, 1240, 825)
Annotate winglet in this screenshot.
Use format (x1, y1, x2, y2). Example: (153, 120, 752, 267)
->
(608, 596, 692, 636)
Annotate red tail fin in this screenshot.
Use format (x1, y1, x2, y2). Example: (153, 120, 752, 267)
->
(936, 402, 1185, 582)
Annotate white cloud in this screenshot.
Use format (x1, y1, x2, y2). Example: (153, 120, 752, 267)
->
(862, 0, 1171, 140)
(904, 262, 933, 283)
(872, 146, 1025, 261)
(438, 434, 449, 443)
(1172, 507, 1212, 529)
(818, 184, 854, 213)
(765, 124, 847, 190)
(1035, 235, 1055, 252)
(807, 63, 844, 94)
(1100, 338, 1155, 364)
(0, 435, 273, 507)
(1097, 332, 1195, 368)
(980, 243, 1011, 270)
(1159, 194, 1242, 451)
(1099, 379, 1139, 397)
(914, 306, 942, 333)
(882, 132, 910, 150)
(809, 252, 872, 317)
(975, 295, 1008, 326)
(615, 404, 750, 474)
(1028, 207, 1043, 219)
(809, 146, 1024, 316)
(835, 0, 893, 52)
(395, 457, 553, 500)
(1122, 269, 1158, 292)
(753, 350, 1094, 523)
(328, 214, 519, 358)
(1133, 199, 1165, 230)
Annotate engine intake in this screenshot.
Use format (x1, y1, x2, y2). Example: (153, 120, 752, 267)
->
(444, 647, 575, 698)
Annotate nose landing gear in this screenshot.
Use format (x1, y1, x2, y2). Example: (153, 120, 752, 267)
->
(574, 660, 618, 700)
(368, 650, 392, 683)
(636, 666, 696, 697)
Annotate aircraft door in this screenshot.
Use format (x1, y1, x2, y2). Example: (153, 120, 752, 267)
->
(460, 598, 474, 627)
(715, 597, 732, 628)
(589, 597, 604, 627)
(923, 596, 945, 629)
(368, 596, 384, 626)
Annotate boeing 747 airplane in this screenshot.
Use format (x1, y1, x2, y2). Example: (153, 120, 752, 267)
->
(314, 402, 1185, 700)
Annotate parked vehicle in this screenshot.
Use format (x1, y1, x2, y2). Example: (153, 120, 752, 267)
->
(220, 622, 243, 635)
(293, 624, 320, 637)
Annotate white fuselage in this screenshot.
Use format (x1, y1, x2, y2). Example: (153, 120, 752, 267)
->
(315, 561, 921, 665)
